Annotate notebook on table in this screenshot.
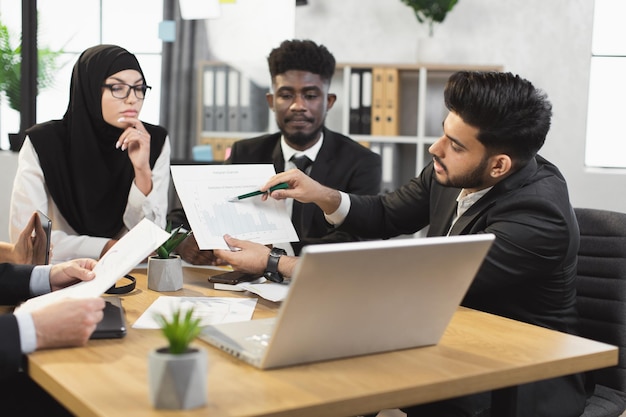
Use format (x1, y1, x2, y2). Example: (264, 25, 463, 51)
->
(198, 233, 495, 369)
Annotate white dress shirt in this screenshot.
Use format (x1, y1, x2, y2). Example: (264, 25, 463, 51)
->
(273, 135, 324, 255)
(14, 265, 52, 354)
(9, 137, 171, 263)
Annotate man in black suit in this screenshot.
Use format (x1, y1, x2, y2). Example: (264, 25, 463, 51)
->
(216, 71, 589, 417)
(0, 259, 104, 415)
(172, 39, 381, 263)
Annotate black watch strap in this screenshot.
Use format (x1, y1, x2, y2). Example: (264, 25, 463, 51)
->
(264, 247, 287, 283)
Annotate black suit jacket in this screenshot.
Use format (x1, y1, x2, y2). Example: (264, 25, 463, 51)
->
(341, 156, 587, 416)
(0, 263, 36, 380)
(169, 128, 382, 254)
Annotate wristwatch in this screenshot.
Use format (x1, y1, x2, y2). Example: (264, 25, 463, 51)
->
(264, 247, 287, 283)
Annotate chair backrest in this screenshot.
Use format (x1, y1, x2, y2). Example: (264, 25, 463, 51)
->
(575, 207, 626, 392)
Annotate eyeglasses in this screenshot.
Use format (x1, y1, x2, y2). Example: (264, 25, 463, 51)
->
(102, 83, 151, 100)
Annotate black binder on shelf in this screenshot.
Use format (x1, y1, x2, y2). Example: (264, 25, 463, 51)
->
(359, 68, 372, 134)
(241, 76, 270, 133)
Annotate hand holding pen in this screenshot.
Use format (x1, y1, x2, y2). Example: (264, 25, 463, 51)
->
(257, 168, 342, 215)
(228, 182, 289, 202)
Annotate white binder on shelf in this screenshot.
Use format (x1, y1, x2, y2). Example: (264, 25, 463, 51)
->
(202, 67, 215, 132)
(349, 70, 361, 134)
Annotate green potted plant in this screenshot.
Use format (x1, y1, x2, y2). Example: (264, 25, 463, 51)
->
(148, 307, 208, 409)
(400, 0, 459, 36)
(0, 17, 63, 151)
(147, 222, 192, 292)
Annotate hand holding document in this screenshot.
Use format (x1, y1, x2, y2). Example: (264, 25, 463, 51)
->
(16, 219, 170, 314)
(170, 164, 299, 250)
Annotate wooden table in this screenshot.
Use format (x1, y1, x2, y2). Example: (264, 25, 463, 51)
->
(26, 267, 617, 417)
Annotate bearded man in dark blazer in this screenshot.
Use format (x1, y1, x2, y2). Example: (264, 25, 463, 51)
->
(216, 70, 590, 417)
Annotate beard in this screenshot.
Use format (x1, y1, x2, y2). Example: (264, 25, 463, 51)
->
(433, 155, 490, 189)
(282, 122, 324, 148)
(283, 128, 323, 148)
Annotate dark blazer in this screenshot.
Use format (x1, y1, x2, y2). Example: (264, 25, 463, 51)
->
(341, 156, 586, 416)
(226, 128, 381, 254)
(0, 263, 36, 380)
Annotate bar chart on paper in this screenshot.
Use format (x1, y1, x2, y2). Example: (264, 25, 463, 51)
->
(170, 165, 299, 250)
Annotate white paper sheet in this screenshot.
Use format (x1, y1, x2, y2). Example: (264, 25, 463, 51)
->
(132, 296, 258, 329)
(15, 219, 170, 313)
(170, 164, 299, 250)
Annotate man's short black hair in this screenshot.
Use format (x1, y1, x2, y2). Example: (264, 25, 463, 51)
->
(267, 39, 336, 83)
(444, 71, 552, 165)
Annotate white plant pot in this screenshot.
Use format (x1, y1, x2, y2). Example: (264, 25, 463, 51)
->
(148, 346, 208, 410)
(147, 255, 183, 292)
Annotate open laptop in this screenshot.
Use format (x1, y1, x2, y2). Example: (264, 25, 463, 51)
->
(198, 233, 495, 369)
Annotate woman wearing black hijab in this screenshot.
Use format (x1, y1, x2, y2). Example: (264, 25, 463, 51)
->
(9, 44, 170, 263)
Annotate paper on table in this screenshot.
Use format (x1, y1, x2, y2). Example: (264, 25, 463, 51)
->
(15, 219, 170, 314)
(237, 281, 290, 302)
(170, 164, 299, 250)
(132, 296, 258, 329)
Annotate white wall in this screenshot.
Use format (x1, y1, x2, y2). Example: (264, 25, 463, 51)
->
(295, 0, 625, 213)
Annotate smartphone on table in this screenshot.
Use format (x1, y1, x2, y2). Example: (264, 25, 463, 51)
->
(37, 210, 52, 265)
(208, 271, 261, 285)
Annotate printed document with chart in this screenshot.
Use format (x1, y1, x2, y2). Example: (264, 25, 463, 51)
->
(171, 164, 299, 250)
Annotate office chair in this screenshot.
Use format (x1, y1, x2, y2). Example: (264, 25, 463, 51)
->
(575, 208, 626, 417)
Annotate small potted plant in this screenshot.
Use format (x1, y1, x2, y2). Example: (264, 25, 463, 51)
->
(148, 306, 207, 410)
(0, 17, 63, 151)
(147, 222, 192, 292)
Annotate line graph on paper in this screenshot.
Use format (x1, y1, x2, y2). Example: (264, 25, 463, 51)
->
(171, 164, 299, 250)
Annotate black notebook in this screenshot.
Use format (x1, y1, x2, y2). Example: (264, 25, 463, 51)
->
(91, 297, 127, 339)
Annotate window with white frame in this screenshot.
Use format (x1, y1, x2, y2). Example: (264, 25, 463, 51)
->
(585, 0, 626, 169)
(0, 0, 163, 150)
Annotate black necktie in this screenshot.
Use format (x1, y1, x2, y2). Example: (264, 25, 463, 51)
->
(290, 155, 313, 250)
(291, 155, 312, 174)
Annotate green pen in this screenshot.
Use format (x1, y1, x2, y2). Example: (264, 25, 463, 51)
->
(227, 182, 289, 202)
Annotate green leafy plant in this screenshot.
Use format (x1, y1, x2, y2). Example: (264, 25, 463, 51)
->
(400, 0, 459, 36)
(0, 16, 63, 112)
(154, 307, 201, 354)
(156, 221, 192, 259)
